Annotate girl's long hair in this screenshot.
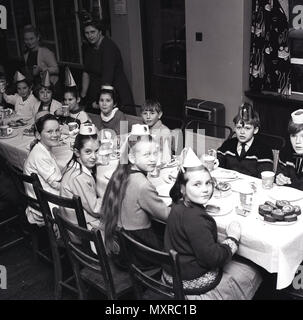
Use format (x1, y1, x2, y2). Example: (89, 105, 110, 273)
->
(63, 133, 98, 178)
(102, 134, 154, 255)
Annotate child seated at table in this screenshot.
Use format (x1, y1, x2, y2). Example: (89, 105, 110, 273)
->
(164, 147, 262, 299)
(141, 99, 172, 164)
(102, 124, 170, 262)
(2, 71, 38, 118)
(32, 70, 62, 116)
(217, 103, 273, 178)
(97, 85, 127, 137)
(60, 122, 102, 232)
(24, 113, 62, 225)
(276, 109, 303, 190)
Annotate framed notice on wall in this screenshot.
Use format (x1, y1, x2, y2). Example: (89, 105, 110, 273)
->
(114, 0, 127, 15)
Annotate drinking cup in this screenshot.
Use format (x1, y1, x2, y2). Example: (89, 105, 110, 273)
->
(0, 125, 13, 136)
(61, 105, 69, 117)
(261, 171, 275, 189)
(201, 154, 219, 172)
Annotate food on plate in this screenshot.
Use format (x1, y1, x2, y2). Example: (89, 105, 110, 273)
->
(205, 204, 220, 215)
(258, 204, 273, 217)
(271, 209, 284, 221)
(284, 214, 298, 222)
(23, 124, 35, 136)
(258, 200, 301, 223)
(293, 205, 301, 216)
(213, 181, 232, 198)
(276, 200, 290, 209)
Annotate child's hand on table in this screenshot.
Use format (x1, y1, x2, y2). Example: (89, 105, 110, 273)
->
(276, 173, 291, 186)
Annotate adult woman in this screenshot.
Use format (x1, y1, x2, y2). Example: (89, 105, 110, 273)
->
(22, 25, 60, 96)
(24, 114, 62, 225)
(80, 18, 134, 111)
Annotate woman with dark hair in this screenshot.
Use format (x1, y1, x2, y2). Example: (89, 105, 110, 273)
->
(22, 25, 60, 96)
(80, 17, 134, 110)
(23, 113, 62, 225)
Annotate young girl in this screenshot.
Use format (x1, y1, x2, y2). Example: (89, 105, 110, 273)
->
(32, 74, 62, 116)
(164, 148, 262, 300)
(2, 71, 38, 118)
(62, 86, 91, 124)
(24, 113, 62, 225)
(276, 109, 303, 190)
(97, 85, 127, 136)
(60, 122, 102, 229)
(103, 127, 170, 258)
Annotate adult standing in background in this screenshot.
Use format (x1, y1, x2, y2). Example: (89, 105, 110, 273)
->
(22, 25, 61, 99)
(80, 16, 134, 112)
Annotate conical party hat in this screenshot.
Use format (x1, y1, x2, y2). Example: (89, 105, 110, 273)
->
(181, 147, 204, 172)
(14, 71, 26, 83)
(41, 70, 51, 88)
(291, 109, 303, 124)
(65, 66, 77, 87)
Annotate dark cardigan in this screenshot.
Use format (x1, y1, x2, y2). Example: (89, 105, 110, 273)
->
(217, 137, 273, 178)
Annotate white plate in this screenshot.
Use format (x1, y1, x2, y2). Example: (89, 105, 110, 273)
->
(211, 169, 239, 182)
(206, 198, 233, 216)
(258, 215, 298, 226)
(266, 185, 303, 203)
(156, 184, 173, 198)
(0, 130, 19, 139)
(7, 120, 28, 128)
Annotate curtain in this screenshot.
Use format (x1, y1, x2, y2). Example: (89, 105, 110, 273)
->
(249, 0, 291, 94)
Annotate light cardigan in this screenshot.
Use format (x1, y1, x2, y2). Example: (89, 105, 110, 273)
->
(24, 47, 59, 85)
(32, 99, 62, 116)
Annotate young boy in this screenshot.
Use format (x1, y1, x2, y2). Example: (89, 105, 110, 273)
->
(217, 103, 273, 178)
(141, 99, 172, 163)
(276, 109, 303, 190)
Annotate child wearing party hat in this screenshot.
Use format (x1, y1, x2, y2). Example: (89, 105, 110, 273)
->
(164, 147, 262, 299)
(56, 67, 91, 124)
(217, 103, 273, 178)
(32, 70, 62, 116)
(102, 124, 170, 267)
(276, 109, 303, 190)
(60, 122, 102, 237)
(1, 71, 38, 118)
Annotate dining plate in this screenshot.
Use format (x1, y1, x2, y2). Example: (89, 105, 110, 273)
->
(0, 130, 19, 139)
(206, 198, 234, 216)
(7, 119, 29, 128)
(266, 185, 303, 203)
(258, 215, 298, 226)
(156, 184, 173, 198)
(211, 169, 239, 182)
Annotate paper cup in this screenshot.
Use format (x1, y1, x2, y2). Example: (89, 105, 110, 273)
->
(261, 171, 275, 189)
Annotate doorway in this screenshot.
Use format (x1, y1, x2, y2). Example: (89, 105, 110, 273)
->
(140, 0, 186, 119)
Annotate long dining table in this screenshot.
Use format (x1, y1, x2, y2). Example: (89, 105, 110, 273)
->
(1, 124, 303, 290)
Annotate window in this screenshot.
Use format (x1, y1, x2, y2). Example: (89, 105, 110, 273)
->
(289, 0, 303, 94)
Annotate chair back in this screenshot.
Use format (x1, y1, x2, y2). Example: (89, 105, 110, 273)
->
(53, 208, 118, 299)
(32, 185, 89, 251)
(185, 119, 233, 140)
(118, 230, 185, 300)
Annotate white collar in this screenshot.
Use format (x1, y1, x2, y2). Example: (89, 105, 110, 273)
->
(100, 107, 119, 122)
(237, 137, 254, 153)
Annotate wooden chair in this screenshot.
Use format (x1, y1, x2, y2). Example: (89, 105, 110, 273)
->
(185, 118, 233, 140)
(118, 230, 185, 300)
(32, 185, 89, 299)
(53, 208, 133, 300)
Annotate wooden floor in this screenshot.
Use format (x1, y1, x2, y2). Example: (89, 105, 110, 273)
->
(0, 229, 299, 300)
